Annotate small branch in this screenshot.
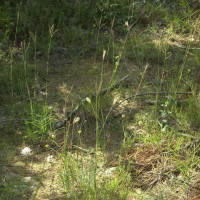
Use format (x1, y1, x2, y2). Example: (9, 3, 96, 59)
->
(92, 74, 131, 98)
(176, 132, 198, 140)
(41, 77, 51, 82)
(54, 75, 131, 129)
(36, 82, 53, 94)
(173, 44, 200, 50)
(111, 92, 198, 113)
(0, 118, 32, 123)
(129, 18, 139, 31)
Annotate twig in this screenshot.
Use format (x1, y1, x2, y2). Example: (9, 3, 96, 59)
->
(92, 74, 131, 97)
(176, 132, 198, 140)
(36, 82, 53, 94)
(41, 77, 51, 82)
(94, 91, 197, 132)
(0, 119, 8, 123)
(110, 92, 198, 113)
(54, 75, 131, 129)
(129, 18, 140, 31)
(0, 118, 32, 123)
(173, 44, 200, 50)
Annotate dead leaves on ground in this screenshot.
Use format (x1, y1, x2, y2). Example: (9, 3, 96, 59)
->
(108, 143, 200, 199)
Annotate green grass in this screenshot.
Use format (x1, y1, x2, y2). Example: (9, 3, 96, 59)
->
(1, 0, 200, 199)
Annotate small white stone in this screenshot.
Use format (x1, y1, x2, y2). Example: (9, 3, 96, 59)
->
(46, 155, 54, 162)
(103, 167, 118, 179)
(21, 147, 31, 156)
(38, 91, 46, 96)
(23, 177, 32, 183)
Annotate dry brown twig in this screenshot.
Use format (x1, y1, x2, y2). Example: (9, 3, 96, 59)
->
(173, 44, 200, 50)
(110, 91, 198, 114)
(54, 74, 131, 129)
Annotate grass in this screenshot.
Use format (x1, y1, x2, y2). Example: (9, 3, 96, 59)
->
(1, 0, 200, 199)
